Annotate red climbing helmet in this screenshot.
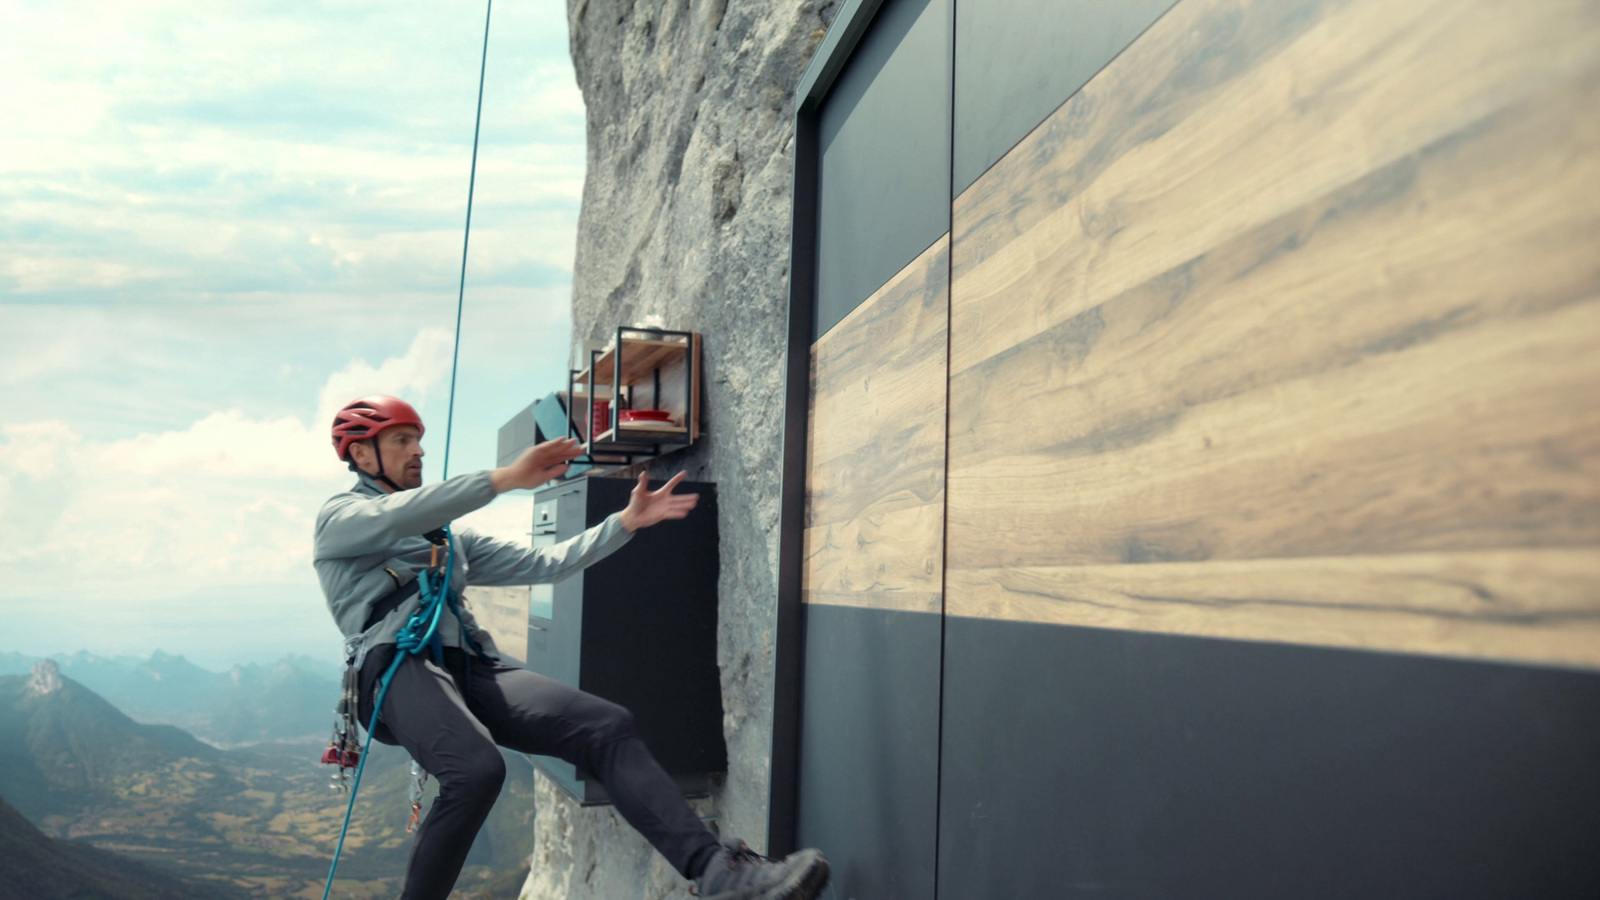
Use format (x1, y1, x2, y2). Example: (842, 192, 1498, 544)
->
(331, 395, 425, 461)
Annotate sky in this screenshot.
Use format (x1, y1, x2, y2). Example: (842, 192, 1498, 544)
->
(0, 0, 588, 668)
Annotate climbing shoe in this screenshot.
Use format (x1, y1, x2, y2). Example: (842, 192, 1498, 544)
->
(691, 837, 830, 900)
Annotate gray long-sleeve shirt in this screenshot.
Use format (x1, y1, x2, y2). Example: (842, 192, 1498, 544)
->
(313, 469, 633, 654)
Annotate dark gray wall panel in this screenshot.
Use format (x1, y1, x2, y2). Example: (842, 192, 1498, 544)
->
(939, 618, 1600, 899)
(815, 0, 952, 340)
(953, 0, 1175, 194)
(796, 604, 940, 898)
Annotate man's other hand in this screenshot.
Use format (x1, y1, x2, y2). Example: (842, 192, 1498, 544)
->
(491, 438, 585, 493)
(618, 471, 699, 532)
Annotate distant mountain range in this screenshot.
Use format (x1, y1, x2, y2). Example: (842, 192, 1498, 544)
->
(0, 659, 223, 822)
(0, 649, 344, 745)
(0, 661, 538, 899)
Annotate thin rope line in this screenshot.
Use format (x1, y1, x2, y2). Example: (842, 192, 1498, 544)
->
(321, 4, 490, 893)
(443, 0, 494, 481)
(933, 2, 956, 897)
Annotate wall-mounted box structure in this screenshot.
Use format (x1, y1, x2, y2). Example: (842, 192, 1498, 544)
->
(568, 327, 702, 466)
(498, 327, 704, 472)
(524, 475, 725, 805)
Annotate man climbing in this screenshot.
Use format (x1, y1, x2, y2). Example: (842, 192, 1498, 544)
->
(314, 394, 830, 900)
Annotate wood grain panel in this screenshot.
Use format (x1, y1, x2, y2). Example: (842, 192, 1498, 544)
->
(809, 238, 950, 476)
(944, 0, 1600, 665)
(950, 288, 1600, 567)
(806, 237, 948, 610)
(803, 503, 944, 614)
(950, 0, 1600, 376)
(945, 550, 1600, 669)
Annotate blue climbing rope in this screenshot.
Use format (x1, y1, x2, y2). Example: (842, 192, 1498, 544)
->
(321, 558, 454, 900)
(442, 0, 494, 483)
(321, 0, 493, 896)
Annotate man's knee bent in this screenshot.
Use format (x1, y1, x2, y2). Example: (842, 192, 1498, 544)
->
(568, 693, 637, 746)
(435, 743, 506, 801)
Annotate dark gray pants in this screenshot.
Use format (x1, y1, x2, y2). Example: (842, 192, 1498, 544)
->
(359, 646, 719, 900)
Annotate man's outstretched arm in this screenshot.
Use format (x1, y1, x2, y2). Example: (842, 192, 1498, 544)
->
(462, 471, 701, 586)
(315, 438, 588, 560)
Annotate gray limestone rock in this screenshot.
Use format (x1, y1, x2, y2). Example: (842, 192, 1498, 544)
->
(522, 0, 836, 896)
(26, 660, 64, 697)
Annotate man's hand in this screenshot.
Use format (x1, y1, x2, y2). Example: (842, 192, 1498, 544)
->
(491, 438, 585, 493)
(618, 471, 699, 532)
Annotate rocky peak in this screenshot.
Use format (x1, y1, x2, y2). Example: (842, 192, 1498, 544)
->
(26, 660, 64, 696)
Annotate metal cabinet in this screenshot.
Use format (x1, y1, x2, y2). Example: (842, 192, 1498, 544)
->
(524, 475, 726, 805)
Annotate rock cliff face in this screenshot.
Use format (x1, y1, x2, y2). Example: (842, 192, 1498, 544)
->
(523, 1, 835, 896)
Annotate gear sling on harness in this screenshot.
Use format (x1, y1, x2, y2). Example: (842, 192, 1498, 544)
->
(320, 529, 492, 899)
(322, 529, 480, 781)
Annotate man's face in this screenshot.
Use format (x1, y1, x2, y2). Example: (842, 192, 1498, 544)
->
(354, 425, 424, 490)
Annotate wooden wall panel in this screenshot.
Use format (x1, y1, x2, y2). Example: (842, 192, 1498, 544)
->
(947, 550, 1600, 669)
(946, 0, 1600, 667)
(806, 237, 949, 614)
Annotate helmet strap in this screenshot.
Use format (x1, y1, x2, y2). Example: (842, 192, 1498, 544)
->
(366, 438, 405, 493)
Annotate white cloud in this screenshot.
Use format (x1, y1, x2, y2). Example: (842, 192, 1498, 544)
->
(0, 0, 584, 300)
(94, 410, 328, 480)
(315, 327, 455, 429)
(0, 420, 80, 479)
(0, 329, 454, 595)
(3, 256, 182, 293)
(0, 0, 582, 664)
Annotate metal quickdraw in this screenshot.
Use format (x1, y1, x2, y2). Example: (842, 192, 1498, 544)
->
(322, 661, 363, 792)
(407, 759, 429, 834)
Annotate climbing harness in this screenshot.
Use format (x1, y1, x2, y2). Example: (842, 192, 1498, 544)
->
(318, 0, 495, 895)
(321, 541, 457, 899)
(322, 535, 497, 895)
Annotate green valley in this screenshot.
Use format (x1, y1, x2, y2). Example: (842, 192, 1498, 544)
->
(1, 662, 534, 899)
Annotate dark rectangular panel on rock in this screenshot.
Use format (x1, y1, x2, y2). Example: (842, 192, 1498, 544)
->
(797, 603, 941, 899)
(944, 0, 1600, 665)
(952, 0, 1176, 194)
(815, 0, 952, 340)
(524, 477, 725, 804)
(937, 616, 1600, 899)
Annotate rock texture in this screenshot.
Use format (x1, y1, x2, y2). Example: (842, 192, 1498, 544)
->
(523, 1, 835, 897)
(25, 660, 62, 697)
